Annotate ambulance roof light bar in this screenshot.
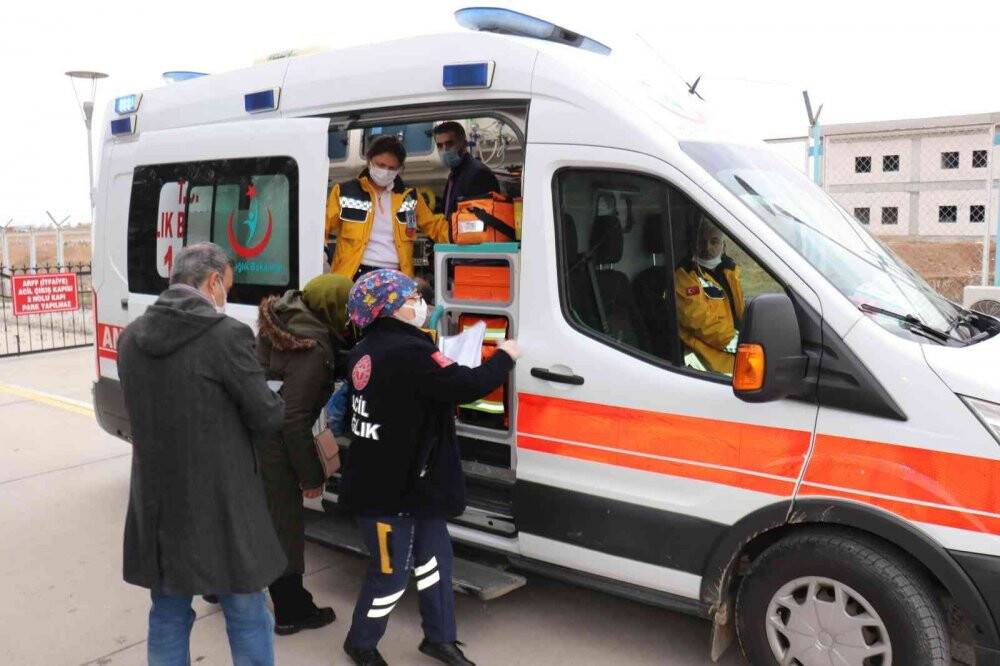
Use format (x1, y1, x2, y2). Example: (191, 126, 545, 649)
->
(162, 71, 208, 84)
(454, 7, 611, 56)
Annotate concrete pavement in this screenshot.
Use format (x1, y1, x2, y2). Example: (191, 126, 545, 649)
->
(0, 348, 745, 665)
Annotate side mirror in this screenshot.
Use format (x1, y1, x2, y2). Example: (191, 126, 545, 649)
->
(733, 293, 807, 403)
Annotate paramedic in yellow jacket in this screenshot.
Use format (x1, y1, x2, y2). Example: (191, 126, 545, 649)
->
(674, 217, 745, 375)
(326, 135, 449, 280)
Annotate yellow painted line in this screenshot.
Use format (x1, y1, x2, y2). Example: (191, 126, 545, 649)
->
(0, 382, 95, 417)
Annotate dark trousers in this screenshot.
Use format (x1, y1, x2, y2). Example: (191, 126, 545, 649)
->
(261, 439, 319, 624)
(346, 515, 456, 650)
(353, 264, 398, 282)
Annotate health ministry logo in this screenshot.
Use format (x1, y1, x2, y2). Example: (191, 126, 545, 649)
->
(226, 184, 273, 258)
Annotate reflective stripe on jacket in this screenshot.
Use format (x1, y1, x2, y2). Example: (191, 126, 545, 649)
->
(325, 175, 448, 278)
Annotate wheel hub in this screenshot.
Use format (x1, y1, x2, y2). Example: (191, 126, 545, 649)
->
(765, 575, 892, 666)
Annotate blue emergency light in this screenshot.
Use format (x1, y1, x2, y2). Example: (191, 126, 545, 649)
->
(162, 71, 208, 83)
(442, 62, 494, 90)
(114, 94, 141, 115)
(455, 7, 611, 55)
(245, 88, 280, 114)
(110, 116, 135, 136)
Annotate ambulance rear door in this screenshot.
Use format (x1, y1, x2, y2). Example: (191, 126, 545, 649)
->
(123, 117, 330, 329)
(513, 143, 821, 600)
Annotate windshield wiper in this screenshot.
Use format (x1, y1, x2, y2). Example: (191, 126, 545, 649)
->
(859, 303, 956, 344)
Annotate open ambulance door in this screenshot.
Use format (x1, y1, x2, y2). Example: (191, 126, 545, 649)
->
(123, 117, 331, 327)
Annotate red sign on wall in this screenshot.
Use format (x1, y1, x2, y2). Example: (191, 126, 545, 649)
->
(12, 273, 80, 316)
(97, 323, 125, 361)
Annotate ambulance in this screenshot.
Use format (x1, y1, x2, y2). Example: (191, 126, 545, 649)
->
(90, 8, 1000, 664)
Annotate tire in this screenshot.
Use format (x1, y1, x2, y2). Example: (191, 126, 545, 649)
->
(735, 528, 950, 666)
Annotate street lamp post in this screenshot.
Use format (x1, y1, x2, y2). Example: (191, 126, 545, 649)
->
(65, 71, 108, 215)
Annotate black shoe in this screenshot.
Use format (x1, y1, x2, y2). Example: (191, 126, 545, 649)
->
(274, 606, 335, 636)
(343, 638, 388, 666)
(418, 639, 475, 666)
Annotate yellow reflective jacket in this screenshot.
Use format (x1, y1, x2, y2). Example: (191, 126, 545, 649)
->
(325, 175, 449, 279)
(673, 257, 745, 375)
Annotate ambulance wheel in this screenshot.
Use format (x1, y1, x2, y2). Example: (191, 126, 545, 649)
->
(734, 528, 949, 666)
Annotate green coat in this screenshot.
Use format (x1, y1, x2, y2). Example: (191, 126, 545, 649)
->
(256, 291, 337, 575)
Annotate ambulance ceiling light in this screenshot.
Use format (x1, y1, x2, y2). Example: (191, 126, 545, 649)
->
(162, 71, 208, 84)
(110, 116, 136, 136)
(443, 62, 494, 90)
(245, 87, 281, 114)
(114, 94, 141, 115)
(454, 7, 611, 55)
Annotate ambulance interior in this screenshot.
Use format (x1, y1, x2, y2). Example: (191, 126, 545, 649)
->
(323, 108, 526, 489)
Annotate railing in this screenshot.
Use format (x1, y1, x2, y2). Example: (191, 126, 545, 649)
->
(0, 263, 94, 358)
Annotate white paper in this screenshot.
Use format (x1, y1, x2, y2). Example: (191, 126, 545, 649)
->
(438, 321, 487, 368)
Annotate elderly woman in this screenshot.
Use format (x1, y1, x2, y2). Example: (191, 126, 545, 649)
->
(325, 135, 449, 281)
(256, 273, 353, 635)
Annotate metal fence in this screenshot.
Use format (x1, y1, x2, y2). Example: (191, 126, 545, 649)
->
(819, 125, 998, 302)
(0, 263, 94, 358)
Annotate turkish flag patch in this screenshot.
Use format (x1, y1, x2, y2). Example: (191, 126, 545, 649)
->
(352, 354, 372, 390)
(431, 351, 455, 368)
(686, 286, 700, 296)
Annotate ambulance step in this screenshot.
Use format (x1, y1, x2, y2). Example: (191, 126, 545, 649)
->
(304, 509, 526, 601)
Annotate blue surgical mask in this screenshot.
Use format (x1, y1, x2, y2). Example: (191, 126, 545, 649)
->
(440, 149, 463, 170)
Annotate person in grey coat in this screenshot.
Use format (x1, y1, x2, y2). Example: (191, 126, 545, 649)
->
(117, 243, 287, 666)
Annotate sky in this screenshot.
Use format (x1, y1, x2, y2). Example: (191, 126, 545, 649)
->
(3, 0, 1000, 227)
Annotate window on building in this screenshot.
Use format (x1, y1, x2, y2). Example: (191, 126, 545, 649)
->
(855, 156, 872, 173)
(854, 207, 870, 224)
(971, 205, 986, 223)
(941, 152, 960, 169)
(939, 205, 958, 223)
(973, 150, 989, 169)
(882, 155, 900, 172)
(881, 207, 899, 225)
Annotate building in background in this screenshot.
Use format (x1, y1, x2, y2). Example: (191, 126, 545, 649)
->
(816, 112, 999, 300)
(821, 112, 999, 239)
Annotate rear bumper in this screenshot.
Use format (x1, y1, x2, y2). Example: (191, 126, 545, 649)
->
(93, 377, 131, 441)
(951, 549, 1000, 664)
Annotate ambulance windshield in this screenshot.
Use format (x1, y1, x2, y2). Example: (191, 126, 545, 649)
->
(680, 141, 967, 340)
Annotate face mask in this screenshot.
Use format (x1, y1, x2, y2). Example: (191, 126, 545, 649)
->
(394, 298, 428, 328)
(213, 276, 228, 314)
(439, 148, 463, 170)
(368, 164, 399, 188)
(695, 255, 723, 271)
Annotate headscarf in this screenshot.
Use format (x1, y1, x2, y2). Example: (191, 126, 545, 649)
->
(347, 269, 417, 328)
(301, 273, 353, 334)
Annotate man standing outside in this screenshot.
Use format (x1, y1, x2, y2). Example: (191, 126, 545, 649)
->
(339, 269, 520, 666)
(117, 243, 287, 666)
(433, 121, 501, 220)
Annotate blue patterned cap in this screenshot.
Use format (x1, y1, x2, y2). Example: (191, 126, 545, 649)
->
(348, 269, 417, 328)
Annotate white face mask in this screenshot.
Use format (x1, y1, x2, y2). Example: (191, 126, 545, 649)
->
(368, 164, 399, 188)
(213, 276, 228, 314)
(394, 298, 428, 328)
(695, 255, 723, 271)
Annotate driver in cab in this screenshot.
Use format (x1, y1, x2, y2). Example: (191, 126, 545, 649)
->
(674, 216, 745, 375)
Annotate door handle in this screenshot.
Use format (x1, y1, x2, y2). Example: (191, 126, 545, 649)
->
(531, 367, 585, 385)
(120, 297, 129, 310)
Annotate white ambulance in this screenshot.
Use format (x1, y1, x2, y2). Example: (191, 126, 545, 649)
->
(91, 8, 1000, 665)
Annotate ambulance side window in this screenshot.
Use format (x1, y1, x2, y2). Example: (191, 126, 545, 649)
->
(126, 157, 299, 305)
(554, 168, 784, 378)
(554, 169, 681, 365)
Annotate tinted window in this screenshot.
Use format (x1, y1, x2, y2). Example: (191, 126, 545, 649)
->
(127, 156, 299, 305)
